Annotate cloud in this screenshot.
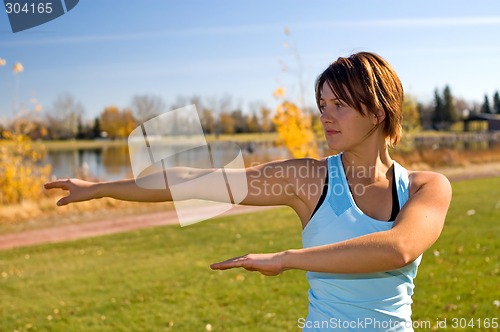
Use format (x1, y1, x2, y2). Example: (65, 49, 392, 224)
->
(3, 16, 500, 48)
(308, 16, 500, 29)
(0, 24, 281, 47)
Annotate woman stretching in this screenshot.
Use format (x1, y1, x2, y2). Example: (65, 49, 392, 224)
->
(45, 52, 451, 331)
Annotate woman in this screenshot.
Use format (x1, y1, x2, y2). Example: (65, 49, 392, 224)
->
(45, 52, 451, 331)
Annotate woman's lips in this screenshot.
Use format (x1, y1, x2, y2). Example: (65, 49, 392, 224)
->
(325, 130, 341, 136)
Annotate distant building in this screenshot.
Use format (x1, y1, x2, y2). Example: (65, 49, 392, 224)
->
(463, 113, 500, 132)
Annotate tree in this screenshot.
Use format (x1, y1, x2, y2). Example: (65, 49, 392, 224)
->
(230, 110, 246, 133)
(260, 106, 273, 132)
(430, 86, 457, 130)
(100, 106, 137, 139)
(417, 102, 433, 130)
(442, 85, 457, 124)
(219, 112, 235, 134)
(481, 95, 492, 114)
(92, 117, 101, 139)
(245, 112, 260, 133)
(130, 94, 166, 123)
(431, 88, 445, 130)
(402, 94, 421, 133)
(206, 94, 235, 135)
(201, 108, 216, 134)
(493, 91, 500, 114)
(273, 101, 318, 158)
(76, 116, 85, 139)
(454, 98, 471, 119)
(46, 93, 85, 139)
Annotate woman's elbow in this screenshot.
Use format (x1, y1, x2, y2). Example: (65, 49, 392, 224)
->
(393, 240, 422, 268)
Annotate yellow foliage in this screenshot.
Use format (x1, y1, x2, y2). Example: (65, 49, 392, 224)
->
(0, 131, 51, 205)
(12, 61, 23, 74)
(273, 87, 286, 98)
(100, 106, 137, 139)
(273, 101, 318, 159)
(402, 95, 421, 134)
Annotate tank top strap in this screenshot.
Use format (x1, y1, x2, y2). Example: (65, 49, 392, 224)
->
(326, 154, 352, 216)
(393, 161, 410, 208)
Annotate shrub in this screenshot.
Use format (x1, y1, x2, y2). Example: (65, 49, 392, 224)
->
(0, 131, 51, 205)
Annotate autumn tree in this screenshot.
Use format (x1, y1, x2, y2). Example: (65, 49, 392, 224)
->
(273, 101, 318, 158)
(402, 94, 421, 133)
(245, 112, 260, 133)
(260, 106, 273, 132)
(219, 112, 235, 134)
(100, 106, 137, 139)
(201, 107, 216, 134)
(230, 110, 246, 133)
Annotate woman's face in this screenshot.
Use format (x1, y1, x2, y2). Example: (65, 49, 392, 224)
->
(319, 81, 378, 151)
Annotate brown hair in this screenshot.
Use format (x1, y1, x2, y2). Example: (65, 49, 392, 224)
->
(315, 52, 404, 146)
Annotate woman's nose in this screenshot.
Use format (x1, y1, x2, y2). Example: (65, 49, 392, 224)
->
(320, 108, 334, 123)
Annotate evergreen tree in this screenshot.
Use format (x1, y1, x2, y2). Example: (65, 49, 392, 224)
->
(481, 95, 492, 114)
(431, 88, 444, 129)
(92, 117, 101, 139)
(442, 85, 457, 124)
(76, 116, 85, 139)
(493, 91, 500, 114)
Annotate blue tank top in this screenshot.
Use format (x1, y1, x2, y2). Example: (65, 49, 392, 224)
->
(301, 154, 422, 332)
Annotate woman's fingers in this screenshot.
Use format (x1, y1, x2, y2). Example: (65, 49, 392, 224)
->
(56, 196, 71, 206)
(211, 253, 283, 276)
(210, 255, 249, 270)
(44, 179, 71, 191)
(44, 179, 94, 206)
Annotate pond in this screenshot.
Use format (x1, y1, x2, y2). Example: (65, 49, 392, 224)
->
(44, 133, 500, 181)
(45, 141, 291, 181)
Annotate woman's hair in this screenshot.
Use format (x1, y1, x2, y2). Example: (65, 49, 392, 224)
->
(315, 52, 404, 146)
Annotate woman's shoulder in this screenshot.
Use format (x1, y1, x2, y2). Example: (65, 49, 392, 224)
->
(407, 170, 451, 196)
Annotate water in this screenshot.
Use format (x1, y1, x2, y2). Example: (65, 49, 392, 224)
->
(44, 133, 500, 181)
(45, 141, 290, 181)
(46, 147, 131, 181)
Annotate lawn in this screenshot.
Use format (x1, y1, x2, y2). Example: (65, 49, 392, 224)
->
(0, 177, 499, 331)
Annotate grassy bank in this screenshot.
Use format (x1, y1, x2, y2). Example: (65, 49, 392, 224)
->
(33, 133, 280, 152)
(1, 177, 499, 331)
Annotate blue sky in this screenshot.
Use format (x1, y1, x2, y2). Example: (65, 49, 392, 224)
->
(1, 0, 500, 122)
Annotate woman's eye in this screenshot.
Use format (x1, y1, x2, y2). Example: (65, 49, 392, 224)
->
(335, 103, 342, 108)
(319, 105, 326, 113)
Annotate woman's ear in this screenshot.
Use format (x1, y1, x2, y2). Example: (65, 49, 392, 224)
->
(371, 109, 386, 125)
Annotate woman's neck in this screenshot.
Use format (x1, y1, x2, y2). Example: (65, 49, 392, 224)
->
(341, 143, 393, 184)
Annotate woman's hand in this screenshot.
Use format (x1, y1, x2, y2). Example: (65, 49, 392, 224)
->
(210, 252, 287, 276)
(44, 179, 101, 206)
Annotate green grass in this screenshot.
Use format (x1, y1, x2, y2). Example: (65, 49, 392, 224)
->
(1, 177, 499, 331)
(412, 177, 500, 330)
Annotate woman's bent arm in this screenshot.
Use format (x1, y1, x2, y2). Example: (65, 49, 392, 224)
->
(211, 171, 452, 275)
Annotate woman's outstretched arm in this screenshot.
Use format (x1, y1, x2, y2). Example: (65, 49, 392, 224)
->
(44, 175, 173, 206)
(211, 171, 452, 275)
(44, 158, 326, 221)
